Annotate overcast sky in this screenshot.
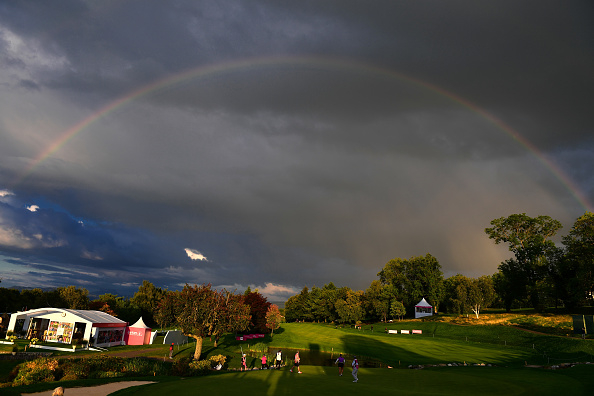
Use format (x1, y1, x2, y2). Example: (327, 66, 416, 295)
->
(0, 0, 592, 302)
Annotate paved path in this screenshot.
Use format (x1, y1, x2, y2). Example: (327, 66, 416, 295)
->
(21, 381, 156, 396)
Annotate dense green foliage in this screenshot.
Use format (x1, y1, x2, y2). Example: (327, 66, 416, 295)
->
(283, 212, 593, 323)
(487, 212, 594, 312)
(154, 284, 251, 359)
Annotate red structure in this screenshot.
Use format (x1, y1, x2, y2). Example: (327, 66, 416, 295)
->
(124, 317, 152, 345)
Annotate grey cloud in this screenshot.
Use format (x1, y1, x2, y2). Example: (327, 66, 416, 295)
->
(0, 1, 592, 296)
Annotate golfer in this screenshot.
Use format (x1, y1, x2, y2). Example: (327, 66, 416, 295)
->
(290, 351, 302, 373)
(352, 356, 359, 382)
(335, 353, 345, 376)
(241, 353, 247, 371)
(261, 353, 268, 369)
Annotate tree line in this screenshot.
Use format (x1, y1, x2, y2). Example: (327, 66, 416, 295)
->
(0, 281, 283, 361)
(284, 212, 594, 322)
(0, 280, 167, 327)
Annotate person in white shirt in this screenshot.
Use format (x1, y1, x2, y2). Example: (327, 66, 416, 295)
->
(351, 356, 359, 382)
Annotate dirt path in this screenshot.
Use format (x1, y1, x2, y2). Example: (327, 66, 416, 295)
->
(21, 381, 156, 396)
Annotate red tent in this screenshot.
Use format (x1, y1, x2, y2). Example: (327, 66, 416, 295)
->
(124, 317, 152, 345)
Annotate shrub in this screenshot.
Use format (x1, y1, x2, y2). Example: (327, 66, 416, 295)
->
(249, 343, 268, 352)
(188, 359, 212, 375)
(171, 357, 192, 377)
(12, 358, 59, 386)
(97, 371, 125, 379)
(123, 358, 168, 376)
(61, 360, 90, 379)
(188, 354, 228, 376)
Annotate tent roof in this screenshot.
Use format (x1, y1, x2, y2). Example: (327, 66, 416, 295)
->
(13, 308, 126, 325)
(415, 298, 432, 308)
(130, 316, 151, 329)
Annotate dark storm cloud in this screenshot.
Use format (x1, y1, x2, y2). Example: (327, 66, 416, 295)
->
(0, 1, 592, 296)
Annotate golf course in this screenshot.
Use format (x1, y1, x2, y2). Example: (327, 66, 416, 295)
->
(2, 317, 594, 395)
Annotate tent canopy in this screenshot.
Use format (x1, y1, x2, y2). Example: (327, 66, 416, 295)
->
(415, 298, 432, 308)
(130, 316, 151, 329)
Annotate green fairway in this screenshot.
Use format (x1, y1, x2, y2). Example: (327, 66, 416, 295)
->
(3, 320, 594, 395)
(112, 365, 594, 396)
(260, 322, 592, 368)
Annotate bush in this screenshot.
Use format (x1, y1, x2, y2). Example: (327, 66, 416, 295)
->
(123, 358, 169, 376)
(12, 358, 59, 386)
(188, 354, 227, 376)
(249, 343, 268, 353)
(171, 357, 192, 377)
(61, 360, 90, 379)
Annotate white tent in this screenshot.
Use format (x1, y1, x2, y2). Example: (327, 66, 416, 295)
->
(414, 298, 433, 319)
(6, 308, 127, 347)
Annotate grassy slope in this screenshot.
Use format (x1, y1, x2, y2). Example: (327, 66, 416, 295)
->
(264, 322, 594, 367)
(3, 320, 594, 395)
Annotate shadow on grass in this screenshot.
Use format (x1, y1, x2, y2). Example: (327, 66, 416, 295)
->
(339, 334, 430, 367)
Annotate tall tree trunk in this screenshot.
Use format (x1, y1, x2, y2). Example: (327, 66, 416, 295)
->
(193, 336, 203, 360)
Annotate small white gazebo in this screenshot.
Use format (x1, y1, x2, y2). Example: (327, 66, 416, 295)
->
(414, 298, 433, 319)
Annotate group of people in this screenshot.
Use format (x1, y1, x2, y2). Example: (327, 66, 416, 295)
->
(241, 350, 359, 382)
(241, 349, 284, 371)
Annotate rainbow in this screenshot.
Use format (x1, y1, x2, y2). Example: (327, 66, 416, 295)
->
(14, 55, 592, 211)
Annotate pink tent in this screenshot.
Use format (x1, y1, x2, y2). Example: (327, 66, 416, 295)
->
(124, 317, 152, 345)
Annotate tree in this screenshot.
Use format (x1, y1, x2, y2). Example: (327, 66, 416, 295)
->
(244, 291, 271, 333)
(0, 287, 21, 313)
(443, 274, 473, 315)
(155, 284, 250, 360)
(265, 304, 283, 335)
(365, 280, 394, 323)
(284, 286, 311, 322)
(57, 286, 89, 309)
(378, 254, 444, 313)
(88, 301, 117, 316)
(485, 213, 562, 311)
(210, 291, 251, 347)
(390, 300, 406, 321)
(560, 212, 594, 308)
(468, 276, 495, 319)
(130, 280, 165, 326)
(154, 291, 179, 329)
(335, 290, 364, 324)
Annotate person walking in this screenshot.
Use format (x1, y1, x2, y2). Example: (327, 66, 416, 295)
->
(335, 354, 345, 376)
(261, 353, 268, 369)
(290, 351, 302, 373)
(276, 350, 282, 368)
(351, 356, 359, 383)
(241, 353, 247, 371)
(169, 343, 174, 359)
